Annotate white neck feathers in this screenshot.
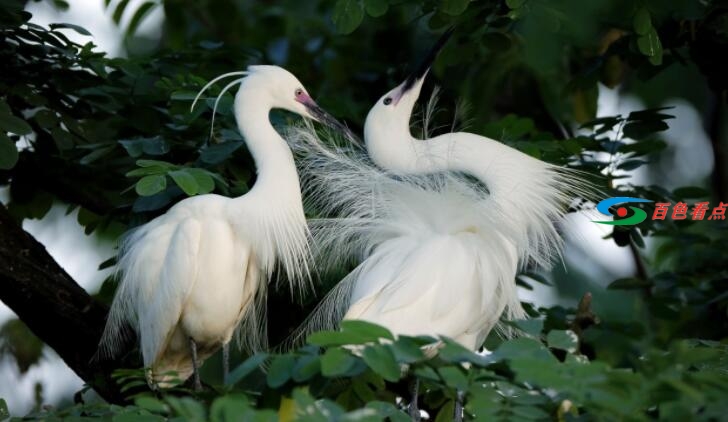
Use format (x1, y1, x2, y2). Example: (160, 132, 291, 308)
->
(231, 81, 311, 289)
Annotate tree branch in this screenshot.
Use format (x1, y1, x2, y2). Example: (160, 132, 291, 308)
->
(0, 203, 133, 404)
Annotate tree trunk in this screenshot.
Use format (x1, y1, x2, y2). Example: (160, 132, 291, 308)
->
(0, 203, 132, 404)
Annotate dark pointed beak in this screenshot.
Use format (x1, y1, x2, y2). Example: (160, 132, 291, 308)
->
(303, 101, 361, 145)
(400, 27, 455, 94)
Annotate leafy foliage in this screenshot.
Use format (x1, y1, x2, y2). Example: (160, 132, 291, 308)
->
(12, 321, 728, 420)
(1, 0, 727, 419)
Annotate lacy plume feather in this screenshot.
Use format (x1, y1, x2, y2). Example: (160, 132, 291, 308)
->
(284, 97, 597, 348)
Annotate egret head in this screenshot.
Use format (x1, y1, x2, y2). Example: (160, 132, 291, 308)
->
(244, 66, 352, 135)
(365, 28, 454, 138)
(193, 65, 353, 139)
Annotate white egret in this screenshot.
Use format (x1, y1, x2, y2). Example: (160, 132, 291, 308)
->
(289, 32, 591, 416)
(99, 65, 348, 390)
(294, 32, 591, 348)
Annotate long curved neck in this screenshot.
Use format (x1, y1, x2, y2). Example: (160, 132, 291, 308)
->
(234, 84, 301, 203)
(365, 99, 577, 271)
(366, 120, 547, 204)
(364, 111, 419, 173)
(231, 81, 311, 285)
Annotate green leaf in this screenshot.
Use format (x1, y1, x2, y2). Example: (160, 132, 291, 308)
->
(169, 169, 199, 196)
(126, 166, 168, 177)
(51, 127, 74, 150)
(488, 338, 556, 363)
(113, 0, 131, 24)
(361, 345, 400, 382)
(364, 0, 388, 17)
(637, 28, 662, 63)
(622, 120, 669, 139)
(627, 107, 675, 121)
(391, 336, 426, 363)
(200, 141, 244, 164)
(509, 358, 562, 387)
(135, 397, 169, 414)
(186, 168, 215, 194)
(307, 330, 363, 347)
(320, 347, 357, 377)
(119, 137, 170, 157)
(441, 0, 470, 15)
(439, 338, 487, 364)
(0, 399, 8, 420)
(80, 145, 115, 165)
(135, 174, 167, 196)
(633, 8, 652, 36)
(0, 133, 18, 170)
(34, 109, 58, 128)
(209, 395, 251, 422)
(607, 277, 652, 290)
(510, 318, 544, 338)
(0, 113, 32, 135)
(340, 320, 395, 342)
(126, 1, 157, 36)
(365, 402, 410, 422)
(292, 354, 321, 382)
(617, 159, 649, 171)
(49, 22, 92, 36)
(51, 0, 69, 11)
(136, 159, 175, 169)
(438, 366, 469, 389)
(413, 366, 441, 381)
(434, 401, 456, 422)
(580, 116, 622, 132)
(332, 0, 364, 34)
(546, 330, 578, 353)
(170, 91, 200, 101)
(164, 396, 206, 422)
(267, 354, 296, 388)
(308, 321, 394, 346)
(227, 353, 268, 385)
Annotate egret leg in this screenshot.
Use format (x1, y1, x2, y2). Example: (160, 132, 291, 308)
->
(189, 337, 202, 391)
(408, 378, 420, 421)
(145, 367, 159, 392)
(222, 343, 230, 384)
(454, 389, 465, 422)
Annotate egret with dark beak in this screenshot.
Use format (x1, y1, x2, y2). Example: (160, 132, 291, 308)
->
(292, 29, 592, 420)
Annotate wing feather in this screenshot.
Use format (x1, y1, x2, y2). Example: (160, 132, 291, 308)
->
(140, 219, 201, 366)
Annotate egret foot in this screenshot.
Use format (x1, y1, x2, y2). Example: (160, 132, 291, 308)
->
(222, 343, 230, 384)
(145, 367, 159, 392)
(454, 389, 465, 422)
(408, 378, 420, 421)
(189, 337, 202, 392)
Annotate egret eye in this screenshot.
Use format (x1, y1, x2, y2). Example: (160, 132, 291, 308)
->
(383, 97, 392, 105)
(295, 88, 303, 97)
